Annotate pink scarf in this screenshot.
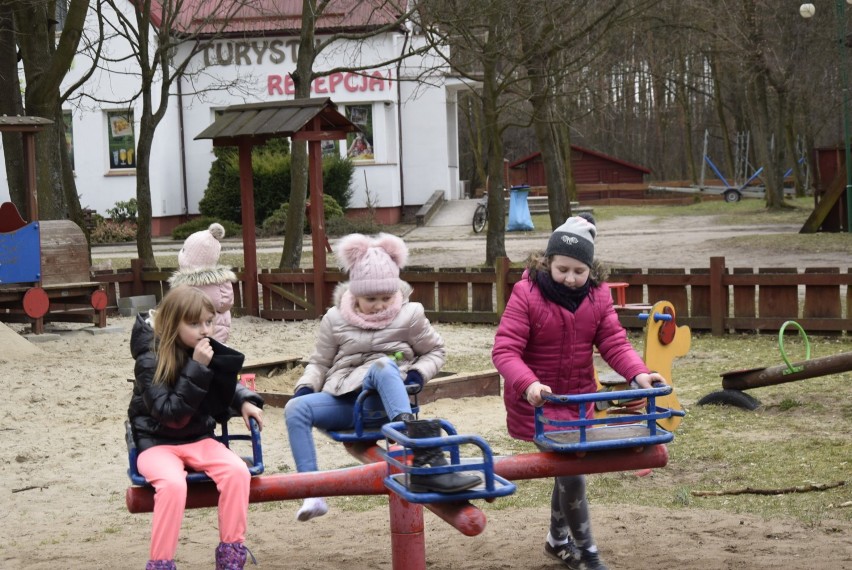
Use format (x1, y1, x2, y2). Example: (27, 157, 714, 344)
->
(339, 289, 403, 330)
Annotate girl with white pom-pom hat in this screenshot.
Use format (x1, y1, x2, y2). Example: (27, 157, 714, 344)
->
(168, 223, 237, 343)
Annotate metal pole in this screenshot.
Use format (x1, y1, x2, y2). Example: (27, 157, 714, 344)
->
(837, 0, 852, 231)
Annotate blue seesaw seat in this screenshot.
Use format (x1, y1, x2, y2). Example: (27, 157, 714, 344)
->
(125, 417, 263, 486)
(381, 419, 516, 504)
(534, 385, 685, 453)
(323, 384, 421, 443)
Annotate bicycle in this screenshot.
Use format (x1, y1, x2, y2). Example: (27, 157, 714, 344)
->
(472, 192, 488, 233)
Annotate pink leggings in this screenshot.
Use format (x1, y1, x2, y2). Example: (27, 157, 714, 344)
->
(137, 438, 251, 560)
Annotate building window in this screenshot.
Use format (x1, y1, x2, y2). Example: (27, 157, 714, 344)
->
(62, 110, 74, 170)
(106, 110, 135, 170)
(345, 104, 374, 162)
(321, 139, 339, 157)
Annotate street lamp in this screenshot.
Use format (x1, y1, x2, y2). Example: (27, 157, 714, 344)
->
(801, 1, 852, 232)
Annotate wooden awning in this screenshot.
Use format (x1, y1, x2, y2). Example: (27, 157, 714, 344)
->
(194, 97, 358, 317)
(194, 97, 358, 147)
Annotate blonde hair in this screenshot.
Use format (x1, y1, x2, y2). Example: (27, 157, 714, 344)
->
(152, 286, 216, 385)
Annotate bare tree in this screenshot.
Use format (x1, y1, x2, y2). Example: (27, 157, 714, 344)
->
(99, 0, 258, 267)
(3, 0, 91, 227)
(280, 0, 432, 268)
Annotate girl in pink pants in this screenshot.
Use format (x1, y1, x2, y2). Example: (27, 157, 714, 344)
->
(128, 287, 264, 569)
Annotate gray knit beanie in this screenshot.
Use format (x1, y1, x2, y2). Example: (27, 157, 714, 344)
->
(545, 213, 596, 266)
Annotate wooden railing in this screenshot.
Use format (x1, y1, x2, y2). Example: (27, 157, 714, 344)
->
(92, 256, 851, 335)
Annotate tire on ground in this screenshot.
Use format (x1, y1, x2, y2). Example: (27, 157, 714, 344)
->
(696, 389, 760, 410)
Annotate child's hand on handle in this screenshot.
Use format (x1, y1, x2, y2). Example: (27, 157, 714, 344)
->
(632, 372, 667, 389)
(524, 381, 552, 407)
(193, 337, 213, 367)
(241, 401, 263, 431)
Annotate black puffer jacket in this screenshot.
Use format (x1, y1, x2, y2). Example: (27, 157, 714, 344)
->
(128, 314, 263, 453)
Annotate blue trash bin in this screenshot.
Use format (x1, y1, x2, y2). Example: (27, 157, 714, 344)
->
(507, 185, 534, 231)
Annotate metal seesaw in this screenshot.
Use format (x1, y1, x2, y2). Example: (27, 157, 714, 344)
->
(126, 389, 676, 570)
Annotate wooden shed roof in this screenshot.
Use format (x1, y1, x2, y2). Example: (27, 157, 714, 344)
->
(509, 146, 651, 174)
(194, 97, 358, 146)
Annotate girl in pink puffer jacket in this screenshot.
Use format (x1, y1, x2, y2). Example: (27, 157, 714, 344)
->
(493, 214, 666, 570)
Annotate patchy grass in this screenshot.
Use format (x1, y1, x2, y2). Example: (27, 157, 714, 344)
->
(335, 330, 852, 524)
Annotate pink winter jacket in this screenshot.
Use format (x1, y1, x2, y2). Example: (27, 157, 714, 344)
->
(492, 272, 649, 441)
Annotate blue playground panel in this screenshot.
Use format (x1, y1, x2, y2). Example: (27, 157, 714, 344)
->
(534, 385, 684, 453)
(0, 222, 40, 284)
(381, 419, 516, 504)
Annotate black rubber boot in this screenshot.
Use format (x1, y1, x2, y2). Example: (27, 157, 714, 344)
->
(392, 412, 416, 422)
(404, 419, 482, 493)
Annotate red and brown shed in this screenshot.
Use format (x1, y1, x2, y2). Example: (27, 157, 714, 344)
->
(508, 146, 651, 187)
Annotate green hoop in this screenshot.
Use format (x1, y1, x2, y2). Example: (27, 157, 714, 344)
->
(778, 320, 810, 375)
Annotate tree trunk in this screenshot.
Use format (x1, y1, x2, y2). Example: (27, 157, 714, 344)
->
(0, 2, 25, 212)
(135, 113, 157, 267)
(280, 0, 318, 269)
(12, 0, 89, 221)
(482, 59, 506, 266)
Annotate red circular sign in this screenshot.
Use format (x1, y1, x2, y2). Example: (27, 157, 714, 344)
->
(90, 289, 108, 310)
(22, 287, 50, 318)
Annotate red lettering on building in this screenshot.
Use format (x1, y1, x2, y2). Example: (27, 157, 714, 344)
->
(267, 70, 394, 96)
(268, 75, 283, 95)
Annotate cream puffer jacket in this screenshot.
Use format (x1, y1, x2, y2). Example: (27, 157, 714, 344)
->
(294, 281, 446, 396)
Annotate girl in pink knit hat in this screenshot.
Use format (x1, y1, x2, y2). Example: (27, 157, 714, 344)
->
(168, 223, 237, 343)
(284, 233, 480, 522)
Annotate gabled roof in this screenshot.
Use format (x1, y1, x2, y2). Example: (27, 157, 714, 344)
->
(509, 146, 651, 174)
(146, 0, 406, 37)
(194, 97, 358, 146)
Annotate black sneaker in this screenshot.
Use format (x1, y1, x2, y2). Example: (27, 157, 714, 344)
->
(544, 540, 580, 567)
(574, 548, 609, 570)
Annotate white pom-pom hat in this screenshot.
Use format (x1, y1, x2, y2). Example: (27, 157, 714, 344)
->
(336, 233, 408, 296)
(178, 223, 226, 269)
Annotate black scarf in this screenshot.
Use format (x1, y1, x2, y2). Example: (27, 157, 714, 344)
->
(535, 271, 591, 313)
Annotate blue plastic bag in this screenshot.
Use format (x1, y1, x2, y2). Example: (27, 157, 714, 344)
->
(507, 186, 534, 231)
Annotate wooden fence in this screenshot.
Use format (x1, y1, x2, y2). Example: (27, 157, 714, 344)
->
(93, 256, 851, 335)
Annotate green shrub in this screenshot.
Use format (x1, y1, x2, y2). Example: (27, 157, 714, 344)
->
(199, 140, 354, 224)
(322, 155, 354, 210)
(90, 220, 137, 243)
(106, 198, 138, 223)
(260, 194, 344, 237)
(325, 214, 382, 237)
(171, 217, 242, 241)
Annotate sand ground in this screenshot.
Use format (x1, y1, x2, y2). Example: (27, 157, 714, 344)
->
(3, 213, 851, 569)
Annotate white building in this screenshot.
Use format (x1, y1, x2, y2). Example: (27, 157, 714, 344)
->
(0, 1, 466, 236)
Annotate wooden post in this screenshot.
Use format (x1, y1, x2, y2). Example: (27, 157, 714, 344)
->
(238, 141, 259, 317)
(495, 256, 510, 316)
(709, 256, 726, 336)
(308, 124, 327, 318)
(23, 132, 38, 222)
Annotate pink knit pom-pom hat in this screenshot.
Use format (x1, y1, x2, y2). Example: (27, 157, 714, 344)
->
(178, 223, 225, 269)
(336, 233, 408, 296)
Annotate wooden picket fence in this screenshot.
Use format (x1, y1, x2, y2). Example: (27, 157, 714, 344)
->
(92, 256, 851, 335)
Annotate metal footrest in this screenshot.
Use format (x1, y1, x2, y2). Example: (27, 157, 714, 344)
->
(534, 385, 683, 453)
(381, 419, 516, 503)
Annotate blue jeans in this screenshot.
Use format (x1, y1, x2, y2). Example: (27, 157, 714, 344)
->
(284, 358, 412, 473)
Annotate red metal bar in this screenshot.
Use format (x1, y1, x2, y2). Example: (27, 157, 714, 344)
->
(493, 445, 669, 481)
(126, 462, 388, 513)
